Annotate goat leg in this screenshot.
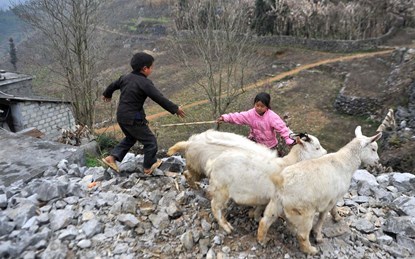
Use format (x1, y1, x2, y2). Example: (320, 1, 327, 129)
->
(210, 190, 233, 234)
(285, 208, 318, 255)
(312, 209, 330, 243)
(257, 201, 279, 245)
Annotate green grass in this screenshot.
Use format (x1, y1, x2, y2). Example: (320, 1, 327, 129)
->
(85, 154, 100, 167)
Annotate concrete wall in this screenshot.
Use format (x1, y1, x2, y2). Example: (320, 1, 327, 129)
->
(12, 101, 75, 139)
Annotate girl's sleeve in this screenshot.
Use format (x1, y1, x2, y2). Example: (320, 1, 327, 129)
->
(272, 115, 294, 145)
(221, 111, 251, 125)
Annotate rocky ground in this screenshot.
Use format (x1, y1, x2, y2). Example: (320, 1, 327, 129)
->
(0, 153, 414, 259)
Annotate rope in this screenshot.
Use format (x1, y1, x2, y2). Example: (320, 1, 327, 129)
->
(159, 120, 217, 127)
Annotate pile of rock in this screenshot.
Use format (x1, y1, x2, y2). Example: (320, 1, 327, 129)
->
(0, 154, 414, 258)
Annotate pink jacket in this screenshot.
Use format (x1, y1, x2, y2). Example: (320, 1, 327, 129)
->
(221, 108, 294, 148)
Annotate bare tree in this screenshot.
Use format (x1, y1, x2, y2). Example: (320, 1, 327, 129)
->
(12, 0, 104, 128)
(169, 0, 260, 120)
(264, 0, 404, 40)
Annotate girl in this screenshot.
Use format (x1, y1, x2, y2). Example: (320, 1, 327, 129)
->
(217, 92, 294, 150)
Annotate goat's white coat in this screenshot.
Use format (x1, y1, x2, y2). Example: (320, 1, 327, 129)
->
(205, 134, 327, 233)
(167, 130, 276, 188)
(257, 126, 382, 255)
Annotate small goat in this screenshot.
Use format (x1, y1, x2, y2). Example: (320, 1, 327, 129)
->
(167, 130, 277, 188)
(257, 126, 382, 255)
(205, 134, 327, 234)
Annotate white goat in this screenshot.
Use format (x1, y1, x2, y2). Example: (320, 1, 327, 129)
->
(205, 134, 327, 234)
(167, 130, 277, 188)
(257, 126, 382, 255)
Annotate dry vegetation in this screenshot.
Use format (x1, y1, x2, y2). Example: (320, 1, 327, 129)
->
(1, 0, 413, 159)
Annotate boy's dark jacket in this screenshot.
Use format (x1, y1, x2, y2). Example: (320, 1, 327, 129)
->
(103, 71, 179, 125)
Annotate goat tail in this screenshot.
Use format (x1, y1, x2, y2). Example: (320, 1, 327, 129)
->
(270, 173, 284, 188)
(377, 108, 396, 133)
(167, 141, 188, 156)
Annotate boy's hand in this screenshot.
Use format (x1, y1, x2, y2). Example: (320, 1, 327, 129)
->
(176, 107, 186, 118)
(102, 96, 111, 102)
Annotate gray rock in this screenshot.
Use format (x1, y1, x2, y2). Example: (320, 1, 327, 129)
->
(57, 159, 68, 172)
(40, 240, 69, 259)
(118, 214, 139, 228)
(50, 209, 75, 231)
(21, 216, 38, 230)
(0, 219, 15, 236)
(77, 239, 92, 249)
(58, 225, 78, 240)
(119, 195, 137, 214)
(393, 196, 415, 216)
(181, 231, 194, 250)
(199, 238, 211, 255)
(166, 202, 182, 219)
(113, 243, 129, 254)
(82, 218, 103, 238)
(371, 186, 394, 202)
(352, 218, 375, 233)
(36, 180, 67, 202)
(0, 193, 7, 208)
(5, 201, 37, 228)
(0, 241, 18, 258)
(391, 173, 415, 192)
(149, 211, 169, 230)
(377, 234, 393, 245)
(352, 169, 379, 196)
(383, 216, 415, 237)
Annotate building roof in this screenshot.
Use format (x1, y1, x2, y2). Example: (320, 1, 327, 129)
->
(0, 70, 71, 104)
(0, 91, 71, 103)
(0, 70, 32, 86)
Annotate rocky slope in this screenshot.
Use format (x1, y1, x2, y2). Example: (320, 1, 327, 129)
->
(0, 154, 414, 258)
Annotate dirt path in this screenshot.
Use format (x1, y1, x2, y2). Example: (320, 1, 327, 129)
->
(95, 48, 394, 134)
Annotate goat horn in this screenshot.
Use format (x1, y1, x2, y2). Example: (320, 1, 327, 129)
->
(376, 109, 395, 133)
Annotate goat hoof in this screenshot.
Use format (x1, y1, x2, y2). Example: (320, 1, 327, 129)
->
(222, 223, 233, 234)
(315, 236, 323, 243)
(312, 230, 323, 243)
(304, 246, 318, 255)
(258, 237, 269, 247)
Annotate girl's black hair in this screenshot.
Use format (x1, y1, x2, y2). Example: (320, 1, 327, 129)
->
(254, 92, 271, 109)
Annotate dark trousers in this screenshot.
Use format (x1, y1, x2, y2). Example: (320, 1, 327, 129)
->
(110, 122, 158, 169)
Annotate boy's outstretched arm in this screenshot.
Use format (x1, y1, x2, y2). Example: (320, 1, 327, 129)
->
(176, 107, 186, 118)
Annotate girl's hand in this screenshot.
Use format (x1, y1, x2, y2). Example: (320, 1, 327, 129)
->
(216, 116, 224, 123)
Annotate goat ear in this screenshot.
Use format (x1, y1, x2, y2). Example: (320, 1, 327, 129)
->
(355, 126, 363, 137)
(296, 136, 304, 146)
(370, 132, 382, 142)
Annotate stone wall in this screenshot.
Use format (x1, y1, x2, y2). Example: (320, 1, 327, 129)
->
(333, 87, 382, 116)
(15, 101, 75, 139)
(256, 26, 400, 53)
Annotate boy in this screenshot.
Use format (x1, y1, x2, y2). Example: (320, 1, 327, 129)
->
(101, 52, 185, 174)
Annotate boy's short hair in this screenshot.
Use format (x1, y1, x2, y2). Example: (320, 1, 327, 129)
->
(254, 92, 271, 109)
(130, 52, 154, 72)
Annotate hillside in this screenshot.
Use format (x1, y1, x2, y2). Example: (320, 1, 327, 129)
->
(0, 1, 414, 173)
(0, 1, 414, 258)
